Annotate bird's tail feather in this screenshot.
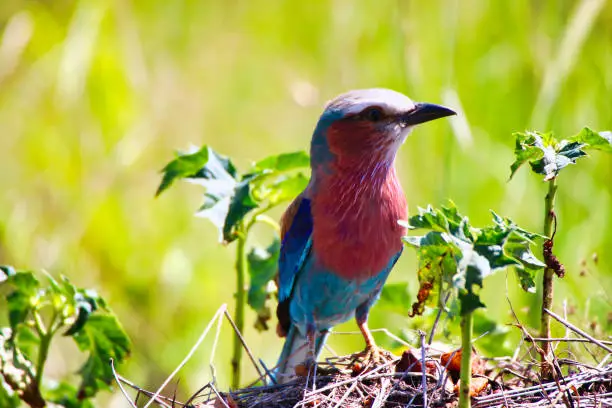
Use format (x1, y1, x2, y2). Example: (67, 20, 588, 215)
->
(275, 325, 328, 384)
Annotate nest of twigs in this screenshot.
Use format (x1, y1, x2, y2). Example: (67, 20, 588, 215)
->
(113, 305, 612, 408)
(117, 349, 611, 408)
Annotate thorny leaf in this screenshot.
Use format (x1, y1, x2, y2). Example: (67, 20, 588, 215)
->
(510, 128, 611, 181)
(251, 151, 310, 173)
(14, 325, 39, 362)
(218, 175, 259, 242)
(256, 173, 309, 207)
(2, 271, 40, 335)
(404, 202, 545, 316)
(569, 127, 612, 153)
(159, 146, 241, 242)
(158, 147, 309, 243)
(72, 314, 131, 398)
(157, 145, 216, 196)
(247, 238, 280, 331)
(63, 290, 104, 336)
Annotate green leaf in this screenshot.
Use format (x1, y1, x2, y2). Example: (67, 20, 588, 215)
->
(72, 314, 131, 398)
(408, 205, 450, 232)
(64, 300, 95, 337)
(156, 145, 212, 196)
(262, 174, 309, 206)
(220, 175, 259, 242)
(14, 325, 40, 361)
(569, 127, 612, 153)
(167, 147, 243, 242)
(515, 267, 537, 293)
(4, 272, 40, 333)
(405, 203, 545, 316)
(45, 381, 95, 408)
(462, 253, 491, 290)
(489, 211, 544, 241)
(221, 151, 309, 241)
(510, 128, 611, 181)
(158, 148, 309, 242)
(509, 131, 547, 179)
(4, 270, 39, 294)
(248, 151, 310, 206)
(62, 277, 106, 336)
(252, 151, 310, 173)
(158, 146, 244, 241)
(530, 140, 587, 179)
(247, 238, 280, 331)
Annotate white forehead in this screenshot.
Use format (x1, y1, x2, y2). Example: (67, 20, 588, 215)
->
(324, 88, 415, 117)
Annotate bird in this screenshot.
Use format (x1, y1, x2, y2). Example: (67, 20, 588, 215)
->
(275, 88, 455, 382)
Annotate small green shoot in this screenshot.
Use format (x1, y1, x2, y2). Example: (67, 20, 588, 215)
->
(0, 266, 131, 408)
(509, 127, 611, 377)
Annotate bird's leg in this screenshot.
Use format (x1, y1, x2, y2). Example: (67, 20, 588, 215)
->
(307, 328, 318, 391)
(295, 324, 317, 377)
(354, 317, 393, 370)
(295, 327, 334, 384)
(294, 325, 319, 390)
(357, 320, 381, 364)
(306, 324, 317, 365)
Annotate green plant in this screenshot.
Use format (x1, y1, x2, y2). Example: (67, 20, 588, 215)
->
(509, 127, 611, 376)
(0, 266, 131, 408)
(403, 203, 545, 408)
(156, 145, 309, 388)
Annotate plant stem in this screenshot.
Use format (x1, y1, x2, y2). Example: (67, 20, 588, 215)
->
(458, 312, 473, 408)
(229, 208, 279, 389)
(231, 229, 247, 389)
(33, 309, 57, 388)
(540, 178, 558, 378)
(35, 333, 51, 388)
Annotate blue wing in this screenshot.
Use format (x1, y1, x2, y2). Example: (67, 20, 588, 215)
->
(278, 195, 313, 302)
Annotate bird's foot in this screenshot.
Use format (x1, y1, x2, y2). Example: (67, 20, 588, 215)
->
(294, 358, 336, 378)
(352, 345, 394, 374)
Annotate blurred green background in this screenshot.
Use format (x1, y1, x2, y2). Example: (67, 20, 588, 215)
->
(1, 0, 611, 405)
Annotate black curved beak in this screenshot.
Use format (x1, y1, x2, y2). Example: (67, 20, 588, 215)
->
(401, 102, 456, 126)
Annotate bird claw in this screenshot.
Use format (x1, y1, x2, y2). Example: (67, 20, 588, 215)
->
(352, 345, 393, 373)
(294, 358, 336, 378)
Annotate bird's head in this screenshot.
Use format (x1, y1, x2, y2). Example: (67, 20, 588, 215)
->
(310, 88, 455, 172)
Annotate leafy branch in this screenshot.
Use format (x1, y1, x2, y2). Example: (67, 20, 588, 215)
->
(403, 202, 545, 408)
(0, 266, 131, 408)
(509, 127, 611, 377)
(156, 146, 309, 388)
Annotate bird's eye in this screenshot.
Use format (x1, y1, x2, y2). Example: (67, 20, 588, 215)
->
(362, 107, 384, 122)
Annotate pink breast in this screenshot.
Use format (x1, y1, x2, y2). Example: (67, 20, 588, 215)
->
(311, 169, 407, 280)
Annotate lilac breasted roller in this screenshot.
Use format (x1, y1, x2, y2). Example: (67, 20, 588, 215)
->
(275, 88, 455, 382)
